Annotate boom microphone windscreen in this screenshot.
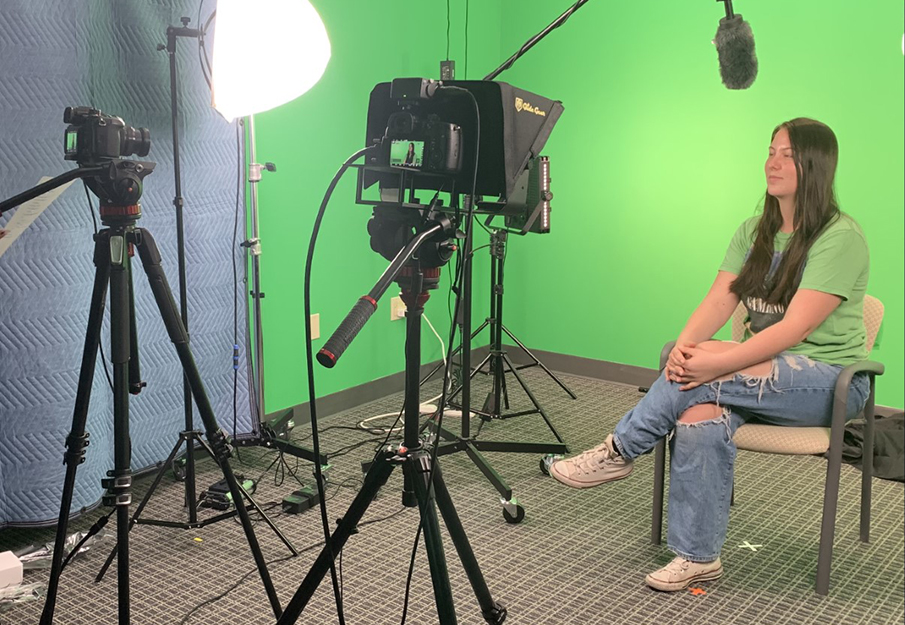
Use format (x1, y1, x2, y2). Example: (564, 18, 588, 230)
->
(714, 15, 758, 89)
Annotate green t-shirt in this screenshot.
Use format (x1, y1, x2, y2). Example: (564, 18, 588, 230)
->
(719, 213, 869, 365)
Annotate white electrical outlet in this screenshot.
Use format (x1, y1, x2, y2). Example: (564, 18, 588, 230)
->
(390, 296, 406, 321)
(310, 313, 320, 339)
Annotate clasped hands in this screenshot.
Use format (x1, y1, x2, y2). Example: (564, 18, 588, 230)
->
(665, 341, 729, 391)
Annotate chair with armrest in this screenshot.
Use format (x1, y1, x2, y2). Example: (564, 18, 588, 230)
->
(650, 295, 885, 595)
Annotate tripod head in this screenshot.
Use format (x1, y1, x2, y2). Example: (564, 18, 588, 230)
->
(368, 203, 458, 293)
(317, 206, 457, 369)
(0, 159, 156, 227)
(0, 107, 155, 227)
(88, 159, 156, 226)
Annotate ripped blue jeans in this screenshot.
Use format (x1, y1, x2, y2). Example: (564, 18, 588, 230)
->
(612, 352, 870, 562)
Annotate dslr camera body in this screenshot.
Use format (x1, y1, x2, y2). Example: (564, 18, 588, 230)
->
(383, 109, 462, 175)
(64, 106, 151, 164)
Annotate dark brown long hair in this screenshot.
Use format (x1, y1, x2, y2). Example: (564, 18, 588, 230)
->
(730, 118, 841, 307)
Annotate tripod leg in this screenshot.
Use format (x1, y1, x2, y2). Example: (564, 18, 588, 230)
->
(501, 353, 567, 445)
(95, 432, 191, 582)
(430, 460, 507, 624)
(407, 452, 458, 625)
(277, 454, 396, 624)
(133, 228, 282, 619)
(40, 234, 112, 625)
(501, 324, 576, 399)
(108, 239, 136, 625)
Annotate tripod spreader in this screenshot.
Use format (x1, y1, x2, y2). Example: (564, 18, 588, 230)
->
(317, 220, 447, 368)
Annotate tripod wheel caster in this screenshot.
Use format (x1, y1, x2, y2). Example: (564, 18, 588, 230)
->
(502, 504, 524, 524)
(539, 454, 563, 476)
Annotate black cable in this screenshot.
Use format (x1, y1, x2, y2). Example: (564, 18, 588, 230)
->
(82, 181, 114, 393)
(464, 0, 469, 79)
(446, 0, 451, 61)
(177, 506, 407, 624)
(329, 436, 393, 461)
(301, 145, 375, 624)
(60, 509, 114, 572)
(399, 522, 424, 625)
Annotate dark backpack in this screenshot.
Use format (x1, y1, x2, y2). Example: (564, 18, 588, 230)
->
(840, 412, 905, 482)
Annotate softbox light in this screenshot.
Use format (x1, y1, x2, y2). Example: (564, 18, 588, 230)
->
(211, 0, 331, 121)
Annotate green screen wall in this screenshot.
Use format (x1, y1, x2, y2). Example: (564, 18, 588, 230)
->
(253, 1, 500, 414)
(254, 1, 904, 413)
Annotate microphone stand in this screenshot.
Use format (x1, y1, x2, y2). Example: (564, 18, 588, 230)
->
(484, 0, 592, 80)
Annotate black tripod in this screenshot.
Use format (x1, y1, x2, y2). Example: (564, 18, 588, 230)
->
(430, 228, 574, 434)
(0, 161, 283, 624)
(417, 216, 569, 523)
(278, 214, 505, 624)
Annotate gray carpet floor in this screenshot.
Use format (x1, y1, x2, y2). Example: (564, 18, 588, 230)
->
(1, 367, 902, 624)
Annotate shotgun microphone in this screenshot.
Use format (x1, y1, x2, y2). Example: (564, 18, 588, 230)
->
(713, 9, 758, 90)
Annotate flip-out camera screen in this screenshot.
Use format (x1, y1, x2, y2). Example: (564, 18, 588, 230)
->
(389, 140, 424, 169)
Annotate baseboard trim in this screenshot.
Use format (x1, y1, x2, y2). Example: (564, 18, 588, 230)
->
(262, 346, 492, 426)
(265, 345, 901, 425)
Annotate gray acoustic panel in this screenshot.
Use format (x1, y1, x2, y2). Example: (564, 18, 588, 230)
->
(0, 0, 254, 526)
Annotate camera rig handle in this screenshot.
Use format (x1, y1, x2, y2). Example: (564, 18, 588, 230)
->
(0, 165, 107, 216)
(317, 220, 446, 368)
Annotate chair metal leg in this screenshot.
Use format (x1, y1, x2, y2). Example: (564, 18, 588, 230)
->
(860, 378, 876, 543)
(817, 413, 848, 595)
(651, 438, 666, 545)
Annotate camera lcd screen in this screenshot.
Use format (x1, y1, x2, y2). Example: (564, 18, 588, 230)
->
(65, 129, 78, 156)
(390, 140, 424, 169)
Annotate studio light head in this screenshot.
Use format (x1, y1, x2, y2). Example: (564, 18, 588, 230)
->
(64, 106, 151, 165)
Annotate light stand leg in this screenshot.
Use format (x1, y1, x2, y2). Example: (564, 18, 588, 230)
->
(428, 222, 569, 518)
(500, 323, 577, 399)
(40, 232, 112, 625)
(134, 228, 282, 619)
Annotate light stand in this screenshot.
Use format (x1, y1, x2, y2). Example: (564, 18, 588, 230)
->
(236, 114, 325, 464)
(429, 226, 575, 433)
(415, 0, 595, 519)
(94, 18, 299, 572)
(420, 203, 567, 525)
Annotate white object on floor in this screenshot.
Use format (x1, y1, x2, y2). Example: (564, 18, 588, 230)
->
(0, 550, 23, 588)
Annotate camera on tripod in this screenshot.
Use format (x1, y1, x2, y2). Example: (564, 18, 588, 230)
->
(64, 106, 151, 164)
(357, 78, 563, 234)
(58, 107, 156, 212)
(383, 111, 463, 174)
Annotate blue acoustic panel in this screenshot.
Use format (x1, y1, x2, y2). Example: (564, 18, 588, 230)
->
(0, 0, 256, 526)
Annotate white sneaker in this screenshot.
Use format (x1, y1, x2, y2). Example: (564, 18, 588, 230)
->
(549, 434, 633, 489)
(645, 556, 723, 592)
